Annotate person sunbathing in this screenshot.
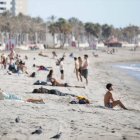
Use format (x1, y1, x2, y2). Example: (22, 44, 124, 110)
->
(33, 64, 51, 71)
(0, 88, 44, 103)
(38, 51, 48, 57)
(47, 70, 85, 88)
(104, 83, 127, 110)
(47, 69, 66, 86)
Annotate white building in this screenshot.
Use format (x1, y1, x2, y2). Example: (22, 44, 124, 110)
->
(11, 0, 28, 16)
(0, 0, 27, 16)
(0, 0, 11, 13)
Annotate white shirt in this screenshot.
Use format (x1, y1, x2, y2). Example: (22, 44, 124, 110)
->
(60, 61, 64, 70)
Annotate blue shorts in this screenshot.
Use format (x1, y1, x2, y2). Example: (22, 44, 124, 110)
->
(105, 103, 113, 108)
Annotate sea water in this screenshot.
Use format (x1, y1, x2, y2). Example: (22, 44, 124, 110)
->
(114, 63, 140, 81)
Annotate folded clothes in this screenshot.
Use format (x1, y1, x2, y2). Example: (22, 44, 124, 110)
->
(70, 96, 90, 104)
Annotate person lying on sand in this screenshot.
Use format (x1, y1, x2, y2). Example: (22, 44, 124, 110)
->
(47, 70, 85, 88)
(47, 69, 66, 86)
(33, 64, 51, 71)
(104, 83, 127, 110)
(38, 51, 48, 57)
(0, 89, 44, 103)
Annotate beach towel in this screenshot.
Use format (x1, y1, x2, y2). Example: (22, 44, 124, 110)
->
(0, 91, 22, 100)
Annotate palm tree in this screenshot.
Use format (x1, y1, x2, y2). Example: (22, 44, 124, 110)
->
(56, 18, 72, 48)
(68, 17, 85, 48)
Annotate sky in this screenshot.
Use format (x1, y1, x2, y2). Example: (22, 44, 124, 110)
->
(28, 0, 140, 28)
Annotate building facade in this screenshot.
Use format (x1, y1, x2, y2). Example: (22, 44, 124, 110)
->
(11, 0, 27, 16)
(0, 0, 11, 13)
(0, 0, 27, 16)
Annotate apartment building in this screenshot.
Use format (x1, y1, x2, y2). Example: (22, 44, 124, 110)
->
(0, 0, 11, 13)
(0, 0, 27, 16)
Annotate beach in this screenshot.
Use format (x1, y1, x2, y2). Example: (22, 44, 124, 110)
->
(0, 47, 140, 140)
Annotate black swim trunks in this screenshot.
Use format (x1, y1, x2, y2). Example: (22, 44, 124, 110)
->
(81, 69, 88, 78)
(60, 70, 64, 74)
(105, 103, 113, 108)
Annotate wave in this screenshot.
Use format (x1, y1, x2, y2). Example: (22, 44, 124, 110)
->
(116, 65, 140, 72)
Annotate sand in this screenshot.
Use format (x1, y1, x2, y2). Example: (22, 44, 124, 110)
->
(0, 47, 140, 140)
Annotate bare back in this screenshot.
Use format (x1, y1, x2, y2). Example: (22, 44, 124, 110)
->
(104, 91, 113, 106)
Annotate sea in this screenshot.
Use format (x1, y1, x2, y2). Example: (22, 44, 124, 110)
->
(114, 63, 140, 81)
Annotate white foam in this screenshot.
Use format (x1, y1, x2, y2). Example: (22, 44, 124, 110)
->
(116, 65, 140, 72)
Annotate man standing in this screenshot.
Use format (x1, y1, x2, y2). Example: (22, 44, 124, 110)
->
(81, 54, 89, 85)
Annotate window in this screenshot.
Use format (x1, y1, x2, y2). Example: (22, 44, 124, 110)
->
(0, 7, 6, 10)
(0, 2, 6, 4)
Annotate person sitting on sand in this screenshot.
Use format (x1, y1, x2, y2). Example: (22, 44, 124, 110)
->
(47, 69, 66, 86)
(47, 70, 85, 88)
(17, 60, 28, 74)
(104, 83, 127, 110)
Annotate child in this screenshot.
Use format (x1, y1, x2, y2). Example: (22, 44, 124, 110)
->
(104, 83, 127, 110)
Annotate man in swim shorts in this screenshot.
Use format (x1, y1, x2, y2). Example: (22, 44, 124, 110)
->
(81, 55, 89, 85)
(104, 83, 127, 110)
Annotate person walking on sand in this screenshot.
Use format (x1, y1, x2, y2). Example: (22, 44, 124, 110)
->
(104, 83, 127, 110)
(74, 57, 79, 81)
(81, 55, 89, 85)
(59, 57, 64, 80)
(78, 57, 83, 82)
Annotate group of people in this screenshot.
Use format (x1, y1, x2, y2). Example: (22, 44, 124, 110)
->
(0, 50, 29, 75)
(0, 49, 16, 69)
(74, 54, 89, 85)
(0, 50, 128, 110)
